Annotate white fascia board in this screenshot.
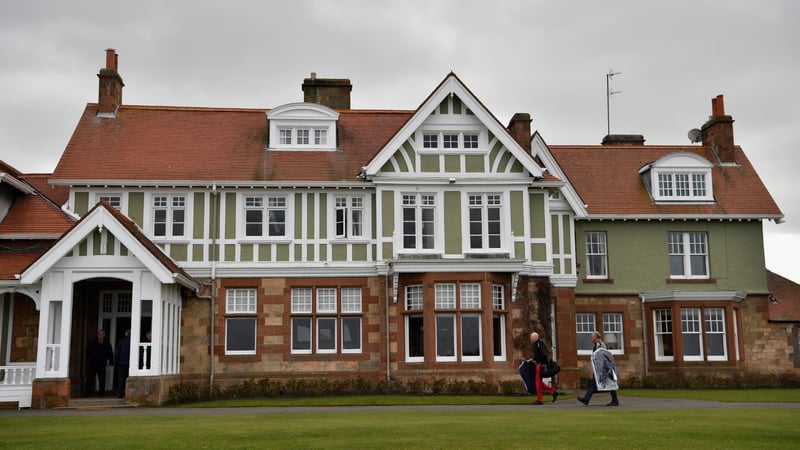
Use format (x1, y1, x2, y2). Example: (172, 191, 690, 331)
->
(0, 233, 63, 240)
(577, 214, 783, 222)
(48, 179, 371, 190)
(20, 207, 176, 285)
(640, 291, 746, 302)
(0, 173, 35, 194)
(364, 75, 544, 178)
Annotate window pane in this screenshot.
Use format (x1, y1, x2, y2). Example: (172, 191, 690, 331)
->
(342, 317, 361, 352)
(317, 288, 337, 313)
(435, 284, 456, 309)
(492, 285, 504, 309)
(317, 317, 336, 352)
(586, 232, 608, 277)
(436, 314, 455, 357)
(492, 313, 505, 358)
(654, 309, 673, 359)
(226, 288, 256, 314)
(461, 314, 481, 357)
(341, 287, 362, 313)
(406, 285, 423, 310)
(460, 283, 481, 309)
(602, 312, 623, 351)
(246, 209, 263, 236)
(705, 308, 727, 358)
(226, 317, 256, 353)
(407, 315, 424, 358)
(576, 313, 596, 351)
(268, 210, 285, 236)
(681, 308, 702, 358)
(292, 317, 311, 352)
(291, 288, 312, 313)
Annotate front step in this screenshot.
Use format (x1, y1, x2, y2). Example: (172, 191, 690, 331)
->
(55, 397, 137, 410)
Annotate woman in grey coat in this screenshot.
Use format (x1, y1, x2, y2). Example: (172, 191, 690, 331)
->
(577, 331, 619, 406)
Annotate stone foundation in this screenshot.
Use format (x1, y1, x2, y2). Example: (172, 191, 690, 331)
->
(31, 378, 70, 409)
(126, 375, 181, 406)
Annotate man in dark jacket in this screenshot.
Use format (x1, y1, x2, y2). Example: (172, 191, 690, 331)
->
(84, 329, 114, 397)
(529, 332, 558, 405)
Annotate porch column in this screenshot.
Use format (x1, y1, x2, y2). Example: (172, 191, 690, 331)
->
(35, 270, 73, 378)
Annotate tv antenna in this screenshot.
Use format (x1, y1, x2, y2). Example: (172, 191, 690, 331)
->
(606, 70, 621, 135)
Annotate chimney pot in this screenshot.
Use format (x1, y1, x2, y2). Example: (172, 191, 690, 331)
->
(701, 94, 736, 163)
(98, 49, 124, 116)
(507, 113, 532, 152)
(105, 48, 117, 71)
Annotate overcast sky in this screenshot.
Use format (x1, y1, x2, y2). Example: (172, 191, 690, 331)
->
(1, 0, 798, 281)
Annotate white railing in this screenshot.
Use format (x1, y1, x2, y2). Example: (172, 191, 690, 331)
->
(0, 364, 36, 409)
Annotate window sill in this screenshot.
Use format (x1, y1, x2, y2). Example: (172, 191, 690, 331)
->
(582, 278, 614, 284)
(666, 278, 716, 284)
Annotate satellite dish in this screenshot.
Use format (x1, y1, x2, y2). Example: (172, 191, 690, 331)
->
(688, 128, 701, 143)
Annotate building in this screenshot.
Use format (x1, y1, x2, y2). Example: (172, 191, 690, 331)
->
(0, 50, 795, 408)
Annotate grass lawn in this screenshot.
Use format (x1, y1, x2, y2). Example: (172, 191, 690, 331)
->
(1, 390, 798, 449)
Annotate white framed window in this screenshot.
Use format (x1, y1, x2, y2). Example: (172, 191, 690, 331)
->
(585, 231, 608, 279)
(460, 283, 481, 309)
(435, 313, 457, 361)
(244, 195, 288, 238)
(419, 131, 482, 151)
(225, 288, 257, 355)
(576, 313, 596, 354)
(279, 129, 292, 145)
(97, 194, 122, 210)
(402, 193, 436, 250)
(435, 284, 456, 309)
(290, 287, 362, 354)
(297, 129, 310, 145)
(681, 308, 703, 361)
(668, 232, 709, 279)
(468, 194, 501, 250)
(654, 308, 674, 361)
(705, 307, 727, 360)
(492, 284, 506, 361)
(405, 285, 424, 311)
(648, 153, 713, 202)
(268, 103, 339, 151)
(314, 129, 327, 145)
(602, 312, 624, 353)
(460, 313, 481, 361)
(334, 196, 364, 239)
(404, 285, 425, 361)
(152, 194, 186, 238)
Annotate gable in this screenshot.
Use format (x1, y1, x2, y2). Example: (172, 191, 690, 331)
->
(20, 203, 197, 289)
(363, 73, 544, 181)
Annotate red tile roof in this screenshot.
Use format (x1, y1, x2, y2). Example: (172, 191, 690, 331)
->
(53, 105, 413, 183)
(767, 270, 800, 322)
(0, 251, 43, 280)
(0, 194, 74, 235)
(548, 145, 782, 217)
(20, 173, 70, 206)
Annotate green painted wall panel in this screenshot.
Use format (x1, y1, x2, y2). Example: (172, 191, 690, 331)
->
(402, 142, 416, 171)
(498, 151, 513, 172)
(551, 215, 561, 251)
(306, 245, 315, 261)
(170, 244, 188, 262)
(352, 244, 367, 261)
(306, 193, 315, 239)
(444, 191, 462, 254)
(488, 142, 502, 168)
(128, 192, 144, 227)
(193, 193, 205, 239)
(381, 160, 396, 172)
(79, 240, 87, 256)
(420, 154, 439, 172)
(465, 154, 484, 172)
(514, 241, 525, 260)
(295, 193, 303, 239)
(381, 191, 395, 237)
(529, 193, 545, 238)
(382, 242, 393, 259)
(332, 244, 347, 261)
(276, 244, 289, 261)
(562, 216, 572, 253)
(438, 98, 448, 114)
(258, 244, 271, 262)
(120, 244, 128, 257)
(531, 243, 546, 263)
(92, 231, 101, 255)
(224, 244, 235, 262)
(240, 244, 253, 262)
(444, 155, 460, 172)
(510, 159, 524, 173)
(192, 244, 204, 261)
(74, 192, 89, 216)
(225, 193, 236, 239)
(319, 244, 327, 261)
(319, 193, 327, 238)
(452, 95, 462, 114)
(510, 191, 524, 237)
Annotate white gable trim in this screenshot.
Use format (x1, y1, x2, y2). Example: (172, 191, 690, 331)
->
(19, 206, 194, 289)
(530, 134, 588, 217)
(363, 74, 544, 178)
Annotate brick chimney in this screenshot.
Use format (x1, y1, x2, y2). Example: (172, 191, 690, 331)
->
(507, 113, 532, 152)
(97, 48, 124, 116)
(701, 95, 735, 163)
(302, 73, 352, 110)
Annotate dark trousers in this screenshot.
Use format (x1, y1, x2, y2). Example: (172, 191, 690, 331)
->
(117, 365, 129, 398)
(583, 377, 618, 404)
(85, 364, 107, 396)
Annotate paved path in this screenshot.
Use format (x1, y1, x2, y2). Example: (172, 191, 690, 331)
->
(2, 394, 799, 417)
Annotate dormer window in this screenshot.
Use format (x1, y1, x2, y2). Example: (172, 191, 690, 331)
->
(419, 131, 482, 151)
(267, 103, 338, 151)
(641, 152, 713, 203)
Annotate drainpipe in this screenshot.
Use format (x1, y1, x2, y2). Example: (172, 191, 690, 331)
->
(639, 293, 649, 377)
(193, 183, 219, 391)
(550, 297, 557, 363)
(385, 263, 393, 381)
